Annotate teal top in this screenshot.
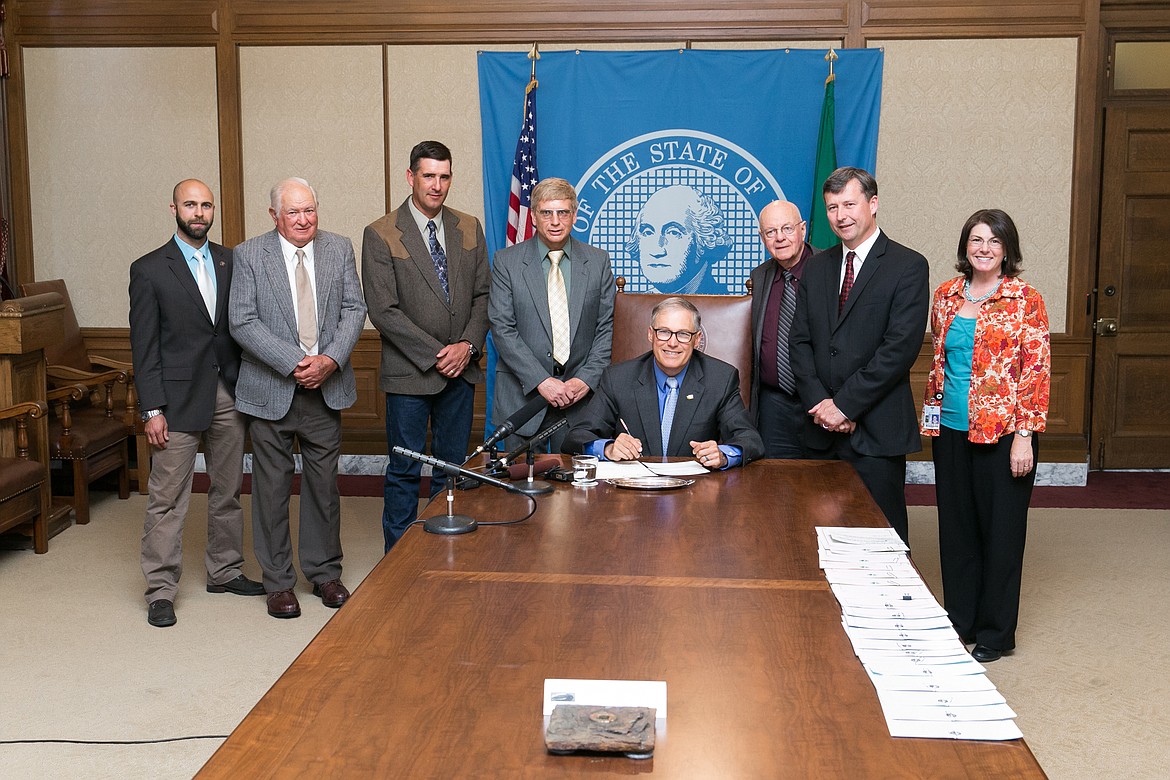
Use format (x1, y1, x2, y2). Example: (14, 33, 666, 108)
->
(941, 314, 976, 431)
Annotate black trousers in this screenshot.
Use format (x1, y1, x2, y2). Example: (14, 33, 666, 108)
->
(932, 426, 1038, 651)
(758, 385, 807, 459)
(807, 436, 908, 546)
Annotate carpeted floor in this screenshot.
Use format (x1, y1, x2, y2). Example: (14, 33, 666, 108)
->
(0, 490, 1167, 778)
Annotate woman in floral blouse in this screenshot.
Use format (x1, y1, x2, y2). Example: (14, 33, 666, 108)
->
(921, 208, 1050, 663)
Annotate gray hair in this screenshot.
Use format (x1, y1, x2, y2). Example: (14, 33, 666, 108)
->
(270, 177, 318, 212)
(651, 296, 702, 332)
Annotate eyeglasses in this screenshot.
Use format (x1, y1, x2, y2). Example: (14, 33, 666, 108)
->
(535, 209, 573, 220)
(652, 328, 697, 344)
(967, 236, 1003, 249)
(761, 222, 804, 239)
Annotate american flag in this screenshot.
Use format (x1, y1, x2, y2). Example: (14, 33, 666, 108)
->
(505, 82, 538, 247)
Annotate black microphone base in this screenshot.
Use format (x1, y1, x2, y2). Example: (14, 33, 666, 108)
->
(515, 479, 555, 495)
(424, 514, 479, 535)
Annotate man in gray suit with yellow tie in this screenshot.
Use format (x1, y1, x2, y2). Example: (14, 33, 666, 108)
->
(489, 177, 615, 452)
(362, 141, 490, 552)
(229, 177, 367, 619)
(130, 178, 265, 629)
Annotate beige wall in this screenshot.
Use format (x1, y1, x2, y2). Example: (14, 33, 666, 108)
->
(239, 45, 385, 260)
(25, 40, 1078, 333)
(871, 38, 1077, 330)
(24, 47, 221, 327)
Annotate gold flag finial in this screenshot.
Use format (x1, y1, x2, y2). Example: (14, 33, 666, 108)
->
(824, 47, 838, 85)
(527, 43, 541, 92)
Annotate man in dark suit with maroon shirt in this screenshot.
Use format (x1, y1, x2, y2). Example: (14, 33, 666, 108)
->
(789, 167, 930, 545)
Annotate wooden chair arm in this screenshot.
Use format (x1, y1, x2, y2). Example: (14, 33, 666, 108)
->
(46, 384, 88, 405)
(0, 401, 48, 422)
(89, 354, 135, 374)
(46, 364, 129, 386)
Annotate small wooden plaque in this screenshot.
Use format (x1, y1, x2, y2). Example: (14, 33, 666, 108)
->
(545, 704, 656, 758)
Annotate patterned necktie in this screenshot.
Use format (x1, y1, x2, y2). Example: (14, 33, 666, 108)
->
(660, 375, 679, 456)
(193, 250, 216, 320)
(775, 269, 797, 394)
(547, 250, 570, 366)
(295, 248, 317, 351)
(426, 220, 450, 301)
(839, 250, 856, 315)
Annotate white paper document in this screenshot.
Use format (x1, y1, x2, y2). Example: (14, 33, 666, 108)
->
(884, 717, 1023, 741)
(542, 678, 668, 717)
(876, 688, 1007, 708)
(594, 460, 709, 479)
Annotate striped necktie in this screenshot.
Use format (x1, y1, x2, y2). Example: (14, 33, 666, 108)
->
(547, 250, 570, 366)
(660, 375, 679, 456)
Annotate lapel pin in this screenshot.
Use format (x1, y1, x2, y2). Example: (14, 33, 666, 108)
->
(686, 394, 694, 400)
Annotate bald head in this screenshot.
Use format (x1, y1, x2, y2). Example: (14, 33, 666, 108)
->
(170, 179, 215, 248)
(758, 200, 806, 269)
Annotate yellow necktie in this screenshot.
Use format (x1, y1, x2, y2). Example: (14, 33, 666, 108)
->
(295, 249, 317, 351)
(547, 250, 570, 366)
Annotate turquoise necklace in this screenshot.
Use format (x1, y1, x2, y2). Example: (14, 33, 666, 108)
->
(963, 278, 1001, 304)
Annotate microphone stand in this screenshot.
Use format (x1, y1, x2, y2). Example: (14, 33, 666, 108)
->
(428, 463, 478, 536)
(515, 449, 554, 495)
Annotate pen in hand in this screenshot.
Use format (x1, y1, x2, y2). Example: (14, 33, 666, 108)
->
(613, 418, 645, 462)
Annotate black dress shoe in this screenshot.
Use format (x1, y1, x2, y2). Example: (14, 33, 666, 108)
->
(971, 645, 1002, 663)
(266, 590, 301, 619)
(148, 599, 177, 628)
(312, 578, 350, 608)
(207, 574, 266, 596)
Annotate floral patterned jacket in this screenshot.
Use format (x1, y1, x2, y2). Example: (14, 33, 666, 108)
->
(921, 275, 1050, 443)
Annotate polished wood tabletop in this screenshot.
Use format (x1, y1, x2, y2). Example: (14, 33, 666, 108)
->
(197, 459, 1045, 778)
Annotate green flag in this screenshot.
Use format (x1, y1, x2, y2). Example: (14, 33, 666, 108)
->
(808, 75, 837, 249)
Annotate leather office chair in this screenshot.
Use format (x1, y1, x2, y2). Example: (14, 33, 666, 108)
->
(19, 279, 134, 524)
(612, 278, 755, 408)
(0, 401, 50, 553)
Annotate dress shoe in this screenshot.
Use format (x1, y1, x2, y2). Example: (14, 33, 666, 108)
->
(148, 599, 177, 628)
(312, 578, 350, 608)
(266, 590, 301, 619)
(207, 574, 266, 596)
(971, 645, 1002, 663)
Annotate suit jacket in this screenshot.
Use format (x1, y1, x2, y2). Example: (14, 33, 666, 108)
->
(788, 230, 930, 457)
(749, 242, 815, 422)
(228, 229, 367, 420)
(362, 200, 490, 395)
(562, 351, 764, 461)
(128, 238, 240, 432)
(489, 236, 615, 436)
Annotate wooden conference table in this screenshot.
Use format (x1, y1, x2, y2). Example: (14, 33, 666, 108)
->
(197, 459, 1045, 778)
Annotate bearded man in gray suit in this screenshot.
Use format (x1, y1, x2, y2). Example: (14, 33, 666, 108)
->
(489, 177, 615, 452)
(229, 177, 367, 619)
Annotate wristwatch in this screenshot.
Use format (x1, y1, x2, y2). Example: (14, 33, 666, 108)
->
(463, 340, 481, 360)
(1015, 430, 1032, 438)
(141, 409, 162, 423)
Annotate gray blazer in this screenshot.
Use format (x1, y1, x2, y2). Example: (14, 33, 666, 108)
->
(488, 236, 615, 436)
(362, 200, 489, 395)
(228, 229, 367, 420)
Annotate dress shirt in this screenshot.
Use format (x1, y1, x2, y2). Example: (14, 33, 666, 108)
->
(173, 234, 216, 298)
(406, 198, 446, 252)
(276, 232, 319, 356)
(585, 361, 742, 468)
(839, 227, 882, 289)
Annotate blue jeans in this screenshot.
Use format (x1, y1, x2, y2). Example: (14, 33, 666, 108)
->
(382, 380, 475, 552)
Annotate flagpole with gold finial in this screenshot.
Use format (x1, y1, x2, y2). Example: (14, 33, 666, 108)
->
(526, 42, 540, 95)
(825, 46, 837, 85)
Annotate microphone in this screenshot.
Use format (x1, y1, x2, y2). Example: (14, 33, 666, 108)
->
(392, 446, 525, 495)
(474, 395, 548, 456)
(497, 418, 568, 469)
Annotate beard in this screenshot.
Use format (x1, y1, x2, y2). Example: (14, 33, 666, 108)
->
(176, 213, 212, 242)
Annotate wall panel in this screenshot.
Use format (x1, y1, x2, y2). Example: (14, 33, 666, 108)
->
(23, 47, 221, 327)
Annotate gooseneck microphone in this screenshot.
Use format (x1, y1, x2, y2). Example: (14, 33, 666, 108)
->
(392, 446, 524, 495)
(497, 418, 568, 469)
(474, 395, 549, 456)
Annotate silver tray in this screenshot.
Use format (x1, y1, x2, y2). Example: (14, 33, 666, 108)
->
(607, 476, 695, 490)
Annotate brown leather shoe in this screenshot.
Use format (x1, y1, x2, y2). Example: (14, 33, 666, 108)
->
(312, 578, 350, 608)
(266, 589, 301, 619)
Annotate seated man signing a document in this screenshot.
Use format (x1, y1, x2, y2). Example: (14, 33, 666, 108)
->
(562, 297, 764, 469)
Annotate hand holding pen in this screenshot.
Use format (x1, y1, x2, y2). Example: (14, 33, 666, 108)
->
(604, 417, 644, 461)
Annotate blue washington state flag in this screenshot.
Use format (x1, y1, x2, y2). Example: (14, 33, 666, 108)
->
(478, 48, 883, 295)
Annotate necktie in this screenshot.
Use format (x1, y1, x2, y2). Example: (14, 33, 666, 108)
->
(426, 220, 450, 301)
(775, 269, 797, 394)
(661, 375, 679, 456)
(839, 250, 856, 315)
(295, 248, 317, 352)
(193, 250, 216, 320)
(547, 250, 570, 366)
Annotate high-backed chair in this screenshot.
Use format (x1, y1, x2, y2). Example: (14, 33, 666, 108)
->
(612, 278, 755, 408)
(19, 279, 134, 523)
(0, 401, 50, 553)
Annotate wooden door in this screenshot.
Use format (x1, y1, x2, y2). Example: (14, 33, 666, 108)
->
(1092, 105, 1170, 468)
